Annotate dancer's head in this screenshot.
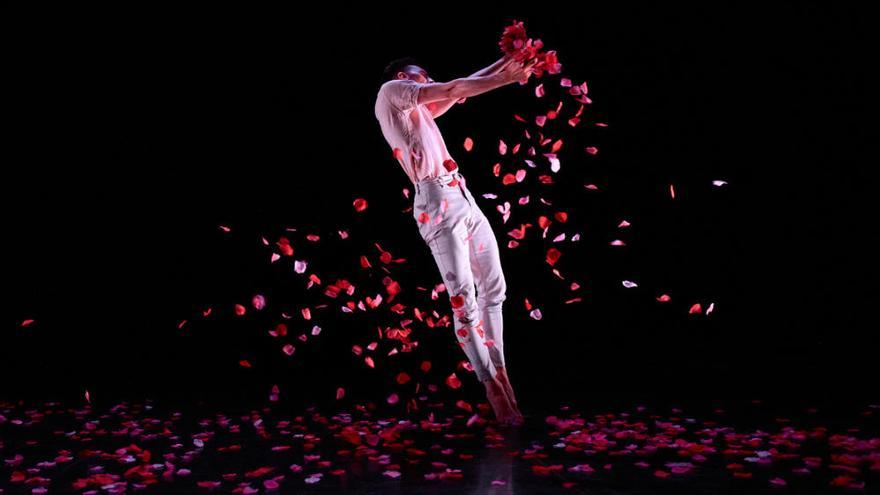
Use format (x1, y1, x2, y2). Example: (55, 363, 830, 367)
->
(382, 57, 433, 84)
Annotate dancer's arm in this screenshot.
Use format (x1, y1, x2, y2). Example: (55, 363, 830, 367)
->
(417, 58, 536, 106)
(469, 54, 516, 78)
(427, 55, 515, 118)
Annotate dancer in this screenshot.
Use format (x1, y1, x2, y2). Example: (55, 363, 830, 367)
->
(374, 55, 537, 425)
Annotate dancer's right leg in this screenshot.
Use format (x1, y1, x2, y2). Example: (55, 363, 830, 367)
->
(414, 181, 518, 423)
(422, 223, 497, 384)
(461, 180, 522, 423)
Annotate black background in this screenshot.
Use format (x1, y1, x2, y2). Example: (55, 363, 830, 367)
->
(2, 4, 872, 410)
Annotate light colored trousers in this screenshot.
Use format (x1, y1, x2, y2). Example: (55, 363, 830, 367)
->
(412, 170, 507, 382)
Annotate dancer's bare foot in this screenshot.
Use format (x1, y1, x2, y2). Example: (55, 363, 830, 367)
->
(494, 367, 521, 411)
(483, 375, 522, 426)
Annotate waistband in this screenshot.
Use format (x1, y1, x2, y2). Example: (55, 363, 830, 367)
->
(414, 170, 465, 193)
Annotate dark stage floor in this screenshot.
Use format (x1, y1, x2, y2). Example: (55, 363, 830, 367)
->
(2, 398, 877, 494)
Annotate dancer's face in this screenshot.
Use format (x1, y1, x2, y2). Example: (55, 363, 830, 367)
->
(397, 65, 433, 84)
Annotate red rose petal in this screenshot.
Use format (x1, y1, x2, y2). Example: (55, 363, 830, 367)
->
(445, 373, 462, 389)
(353, 197, 368, 212)
(546, 248, 562, 266)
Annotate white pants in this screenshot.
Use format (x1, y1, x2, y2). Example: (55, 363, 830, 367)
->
(412, 170, 507, 382)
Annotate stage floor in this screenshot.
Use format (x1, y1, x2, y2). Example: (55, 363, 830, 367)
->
(2, 398, 877, 494)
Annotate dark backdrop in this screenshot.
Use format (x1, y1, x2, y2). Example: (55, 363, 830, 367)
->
(2, 4, 872, 409)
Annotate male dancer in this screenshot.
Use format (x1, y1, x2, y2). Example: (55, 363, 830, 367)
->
(374, 54, 536, 425)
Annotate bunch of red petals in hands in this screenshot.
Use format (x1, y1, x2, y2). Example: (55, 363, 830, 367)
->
(498, 20, 562, 78)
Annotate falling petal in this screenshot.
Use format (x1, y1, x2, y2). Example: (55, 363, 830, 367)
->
(445, 373, 462, 389)
(276, 237, 294, 257)
(546, 248, 562, 266)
